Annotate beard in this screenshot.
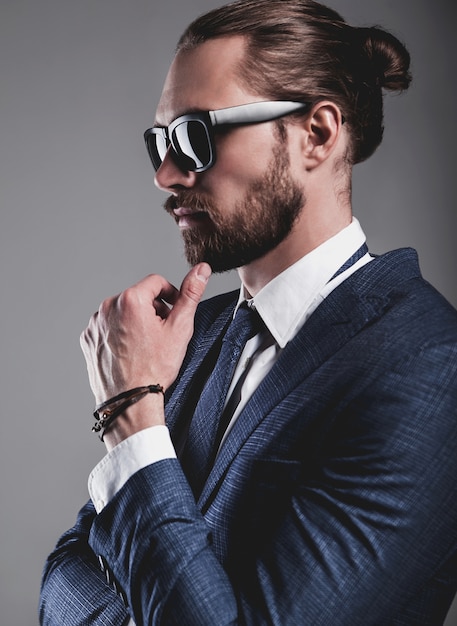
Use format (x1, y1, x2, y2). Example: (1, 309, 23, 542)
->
(164, 143, 304, 273)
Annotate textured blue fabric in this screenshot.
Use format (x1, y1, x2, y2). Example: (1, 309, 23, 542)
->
(181, 303, 262, 496)
(40, 248, 457, 625)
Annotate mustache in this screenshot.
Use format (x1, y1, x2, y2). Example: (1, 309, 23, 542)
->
(164, 192, 214, 216)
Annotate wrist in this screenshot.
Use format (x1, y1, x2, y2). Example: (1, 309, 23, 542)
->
(92, 384, 166, 449)
(103, 392, 166, 451)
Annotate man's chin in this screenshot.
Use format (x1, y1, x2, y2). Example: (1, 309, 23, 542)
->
(183, 242, 237, 274)
(184, 249, 236, 274)
(183, 241, 272, 274)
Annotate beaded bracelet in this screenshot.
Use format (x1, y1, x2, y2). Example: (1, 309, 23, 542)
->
(92, 384, 164, 441)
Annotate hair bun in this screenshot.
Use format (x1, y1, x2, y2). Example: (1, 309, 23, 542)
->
(357, 26, 412, 92)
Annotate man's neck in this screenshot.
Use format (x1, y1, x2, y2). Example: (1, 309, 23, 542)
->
(238, 211, 352, 297)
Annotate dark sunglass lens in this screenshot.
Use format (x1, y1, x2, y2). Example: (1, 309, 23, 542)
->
(146, 132, 168, 171)
(172, 121, 212, 171)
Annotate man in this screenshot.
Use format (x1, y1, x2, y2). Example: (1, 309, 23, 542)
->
(40, 1, 457, 624)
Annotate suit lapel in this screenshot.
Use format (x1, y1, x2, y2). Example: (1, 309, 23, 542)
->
(165, 293, 237, 437)
(198, 249, 420, 510)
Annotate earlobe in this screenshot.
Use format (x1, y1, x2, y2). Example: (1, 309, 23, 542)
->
(302, 102, 344, 168)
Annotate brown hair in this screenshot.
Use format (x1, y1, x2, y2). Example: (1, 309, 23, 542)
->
(177, 0, 412, 164)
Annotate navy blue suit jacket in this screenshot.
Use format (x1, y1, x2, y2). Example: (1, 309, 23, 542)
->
(40, 249, 457, 625)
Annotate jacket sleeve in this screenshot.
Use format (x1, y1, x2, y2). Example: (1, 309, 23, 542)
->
(86, 341, 457, 625)
(39, 500, 131, 625)
(88, 459, 238, 626)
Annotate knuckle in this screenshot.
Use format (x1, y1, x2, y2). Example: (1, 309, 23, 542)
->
(118, 286, 141, 310)
(185, 284, 203, 306)
(99, 295, 115, 315)
(122, 286, 138, 304)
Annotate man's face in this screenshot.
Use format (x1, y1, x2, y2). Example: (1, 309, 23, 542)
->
(154, 36, 305, 273)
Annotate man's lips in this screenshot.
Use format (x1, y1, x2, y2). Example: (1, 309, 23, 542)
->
(173, 206, 210, 229)
(173, 207, 199, 217)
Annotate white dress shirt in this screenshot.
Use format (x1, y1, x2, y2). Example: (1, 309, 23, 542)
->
(89, 217, 371, 512)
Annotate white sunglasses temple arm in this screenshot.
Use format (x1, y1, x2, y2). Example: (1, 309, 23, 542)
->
(209, 101, 309, 126)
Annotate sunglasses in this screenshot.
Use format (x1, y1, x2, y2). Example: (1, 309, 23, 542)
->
(144, 100, 310, 173)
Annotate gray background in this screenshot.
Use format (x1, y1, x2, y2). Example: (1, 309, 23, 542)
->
(1, 1, 456, 624)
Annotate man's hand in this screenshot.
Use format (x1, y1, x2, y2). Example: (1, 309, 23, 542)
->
(80, 263, 211, 448)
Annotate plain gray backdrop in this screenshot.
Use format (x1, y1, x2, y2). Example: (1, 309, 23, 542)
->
(1, 1, 456, 624)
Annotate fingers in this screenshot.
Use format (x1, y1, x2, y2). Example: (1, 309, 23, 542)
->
(108, 275, 180, 323)
(81, 264, 211, 352)
(118, 275, 178, 308)
(87, 265, 210, 322)
(153, 297, 172, 319)
(79, 265, 212, 403)
(169, 263, 211, 323)
(134, 264, 211, 325)
(185, 263, 212, 302)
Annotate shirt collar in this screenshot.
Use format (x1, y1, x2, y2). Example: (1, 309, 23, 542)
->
(235, 217, 367, 348)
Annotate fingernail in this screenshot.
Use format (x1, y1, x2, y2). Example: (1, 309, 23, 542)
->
(196, 263, 211, 283)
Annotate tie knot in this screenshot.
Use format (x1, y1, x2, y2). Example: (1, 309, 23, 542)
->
(224, 303, 263, 348)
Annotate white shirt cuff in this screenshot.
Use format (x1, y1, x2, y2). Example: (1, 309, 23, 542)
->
(88, 425, 176, 513)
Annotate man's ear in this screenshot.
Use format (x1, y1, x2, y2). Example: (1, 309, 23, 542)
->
(300, 101, 344, 169)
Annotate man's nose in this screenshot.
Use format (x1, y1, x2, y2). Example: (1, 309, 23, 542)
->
(154, 146, 199, 192)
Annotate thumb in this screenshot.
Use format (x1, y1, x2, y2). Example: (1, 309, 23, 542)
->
(169, 263, 212, 322)
(182, 262, 212, 304)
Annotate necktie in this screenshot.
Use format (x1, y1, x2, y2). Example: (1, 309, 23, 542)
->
(180, 303, 263, 496)
(212, 329, 275, 458)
